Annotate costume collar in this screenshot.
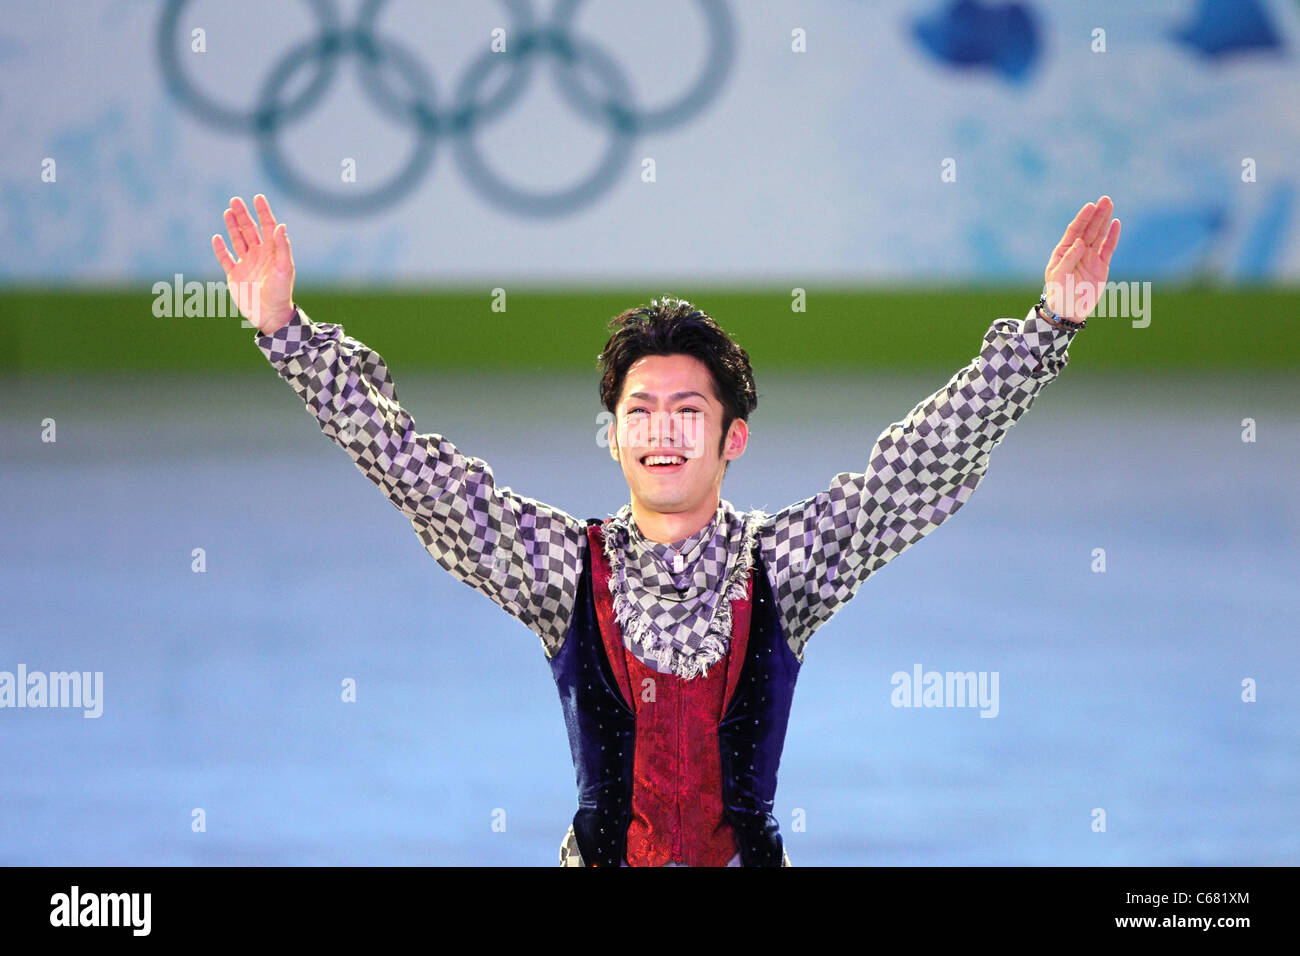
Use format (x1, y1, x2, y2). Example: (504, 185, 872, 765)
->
(600, 500, 767, 678)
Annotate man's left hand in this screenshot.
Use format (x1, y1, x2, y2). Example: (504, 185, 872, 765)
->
(1043, 195, 1122, 321)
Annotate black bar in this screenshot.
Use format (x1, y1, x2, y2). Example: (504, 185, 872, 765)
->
(0, 865, 1283, 942)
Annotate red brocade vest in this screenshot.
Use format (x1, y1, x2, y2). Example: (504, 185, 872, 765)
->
(587, 522, 754, 867)
(549, 518, 799, 868)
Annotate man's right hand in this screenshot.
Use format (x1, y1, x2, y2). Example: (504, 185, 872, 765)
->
(212, 194, 297, 335)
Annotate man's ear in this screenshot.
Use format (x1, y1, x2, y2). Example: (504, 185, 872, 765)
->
(724, 418, 748, 461)
(608, 420, 620, 461)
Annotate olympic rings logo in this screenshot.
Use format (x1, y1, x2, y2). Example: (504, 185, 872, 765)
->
(158, 0, 734, 217)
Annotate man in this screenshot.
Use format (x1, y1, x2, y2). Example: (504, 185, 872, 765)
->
(212, 193, 1121, 866)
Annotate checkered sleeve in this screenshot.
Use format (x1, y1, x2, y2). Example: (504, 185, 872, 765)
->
(254, 306, 588, 657)
(759, 306, 1077, 661)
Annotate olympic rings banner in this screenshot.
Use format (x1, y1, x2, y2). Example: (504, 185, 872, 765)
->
(1, 0, 1298, 283)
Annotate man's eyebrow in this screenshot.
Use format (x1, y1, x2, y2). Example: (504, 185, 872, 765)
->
(626, 390, 709, 402)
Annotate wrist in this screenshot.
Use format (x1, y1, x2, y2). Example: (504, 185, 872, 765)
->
(1035, 292, 1085, 331)
(259, 302, 297, 336)
(1035, 306, 1065, 330)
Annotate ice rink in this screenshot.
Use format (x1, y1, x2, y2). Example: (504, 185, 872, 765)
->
(2, 365, 1296, 865)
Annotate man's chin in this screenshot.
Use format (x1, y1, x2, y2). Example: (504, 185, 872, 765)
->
(633, 490, 690, 512)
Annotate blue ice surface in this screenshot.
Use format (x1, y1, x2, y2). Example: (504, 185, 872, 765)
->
(0, 368, 1296, 866)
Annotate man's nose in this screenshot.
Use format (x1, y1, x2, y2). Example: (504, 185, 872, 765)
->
(649, 412, 666, 442)
(647, 411, 679, 444)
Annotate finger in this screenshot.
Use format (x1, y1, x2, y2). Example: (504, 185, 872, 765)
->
(271, 222, 290, 266)
(223, 208, 248, 256)
(1082, 195, 1114, 246)
(1099, 217, 1121, 266)
(254, 193, 278, 239)
(1057, 237, 1086, 277)
(230, 196, 261, 248)
(212, 234, 237, 275)
(1048, 202, 1096, 272)
(1049, 202, 1093, 267)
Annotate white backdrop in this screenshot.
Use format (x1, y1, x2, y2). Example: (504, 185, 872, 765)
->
(2, 0, 1298, 284)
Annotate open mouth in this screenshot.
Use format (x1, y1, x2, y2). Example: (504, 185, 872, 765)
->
(640, 453, 688, 474)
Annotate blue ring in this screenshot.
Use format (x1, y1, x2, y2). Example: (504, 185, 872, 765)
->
(255, 31, 438, 216)
(157, 0, 342, 133)
(550, 0, 734, 134)
(353, 0, 537, 132)
(452, 29, 636, 218)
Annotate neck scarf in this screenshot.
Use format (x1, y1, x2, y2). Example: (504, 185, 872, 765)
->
(600, 499, 768, 680)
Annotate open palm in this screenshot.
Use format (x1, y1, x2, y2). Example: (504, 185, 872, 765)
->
(1044, 195, 1121, 321)
(211, 194, 296, 334)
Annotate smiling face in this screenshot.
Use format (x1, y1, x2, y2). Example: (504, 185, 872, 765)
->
(608, 352, 747, 529)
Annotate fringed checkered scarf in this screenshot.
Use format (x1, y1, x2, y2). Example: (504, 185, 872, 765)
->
(600, 500, 768, 679)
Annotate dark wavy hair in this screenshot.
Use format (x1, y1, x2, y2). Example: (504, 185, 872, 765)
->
(597, 295, 758, 468)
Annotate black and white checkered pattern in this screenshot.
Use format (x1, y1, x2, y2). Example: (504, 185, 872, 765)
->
(255, 307, 584, 657)
(256, 305, 1075, 665)
(758, 309, 1076, 659)
(598, 500, 768, 678)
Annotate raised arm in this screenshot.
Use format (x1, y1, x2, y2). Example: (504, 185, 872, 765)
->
(760, 196, 1121, 661)
(214, 195, 588, 656)
(758, 309, 1073, 660)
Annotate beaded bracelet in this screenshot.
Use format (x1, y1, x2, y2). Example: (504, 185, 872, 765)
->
(1035, 292, 1086, 331)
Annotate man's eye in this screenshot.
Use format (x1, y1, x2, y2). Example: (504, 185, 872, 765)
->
(626, 406, 699, 417)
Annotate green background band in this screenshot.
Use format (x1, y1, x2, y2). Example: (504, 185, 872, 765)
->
(2, 285, 1293, 373)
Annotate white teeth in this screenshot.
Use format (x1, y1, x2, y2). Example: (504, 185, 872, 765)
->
(644, 455, 686, 466)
